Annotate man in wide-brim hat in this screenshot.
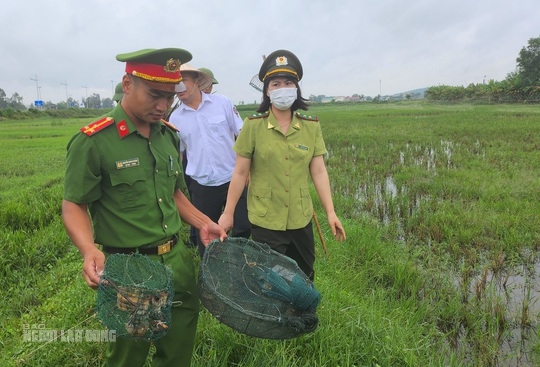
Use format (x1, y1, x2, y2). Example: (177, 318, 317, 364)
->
(170, 63, 251, 258)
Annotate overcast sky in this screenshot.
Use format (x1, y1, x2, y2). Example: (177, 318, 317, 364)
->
(1, 0, 539, 106)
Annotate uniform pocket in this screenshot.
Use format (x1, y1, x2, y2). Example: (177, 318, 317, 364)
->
(300, 187, 313, 217)
(207, 117, 228, 137)
(109, 167, 147, 210)
(167, 157, 181, 178)
(249, 186, 272, 217)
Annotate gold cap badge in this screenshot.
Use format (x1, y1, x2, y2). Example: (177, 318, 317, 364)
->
(164, 58, 181, 73)
(275, 56, 288, 66)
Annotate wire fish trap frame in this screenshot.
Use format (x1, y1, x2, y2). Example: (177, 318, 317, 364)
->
(199, 237, 321, 339)
(97, 253, 174, 341)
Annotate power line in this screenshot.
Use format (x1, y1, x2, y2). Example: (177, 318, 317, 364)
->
(61, 80, 68, 106)
(30, 74, 40, 101)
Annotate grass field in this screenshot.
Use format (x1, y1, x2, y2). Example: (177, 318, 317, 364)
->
(1, 102, 539, 366)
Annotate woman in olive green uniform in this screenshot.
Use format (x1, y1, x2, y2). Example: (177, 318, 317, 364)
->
(219, 49, 346, 280)
(62, 48, 226, 367)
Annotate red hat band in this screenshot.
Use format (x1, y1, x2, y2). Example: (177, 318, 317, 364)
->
(125, 60, 182, 83)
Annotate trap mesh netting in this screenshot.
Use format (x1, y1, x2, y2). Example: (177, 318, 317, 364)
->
(96, 253, 174, 341)
(199, 237, 321, 339)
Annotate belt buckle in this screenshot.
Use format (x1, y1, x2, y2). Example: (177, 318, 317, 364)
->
(157, 240, 172, 255)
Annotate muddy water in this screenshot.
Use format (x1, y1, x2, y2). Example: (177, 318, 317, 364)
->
(352, 145, 539, 365)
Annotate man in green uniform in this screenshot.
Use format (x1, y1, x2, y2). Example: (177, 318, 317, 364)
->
(112, 82, 124, 103)
(62, 48, 227, 367)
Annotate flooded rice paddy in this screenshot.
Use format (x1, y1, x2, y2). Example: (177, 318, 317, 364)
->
(327, 136, 539, 366)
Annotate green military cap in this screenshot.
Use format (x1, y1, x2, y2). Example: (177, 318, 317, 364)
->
(113, 82, 124, 102)
(199, 67, 218, 84)
(116, 48, 193, 84)
(258, 49, 303, 82)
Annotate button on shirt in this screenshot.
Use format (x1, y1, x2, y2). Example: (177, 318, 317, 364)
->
(233, 111, 327, 230)
(63, 104, 184, 247)
(169, 93, 243, 186)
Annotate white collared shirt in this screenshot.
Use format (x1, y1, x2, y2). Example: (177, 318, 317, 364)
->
(169, 92, 243, 186)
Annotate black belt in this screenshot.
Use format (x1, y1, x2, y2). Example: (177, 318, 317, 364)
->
(102, 235, 178, 255)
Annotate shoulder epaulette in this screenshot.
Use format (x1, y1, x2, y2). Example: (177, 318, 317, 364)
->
(161, 119, 179, 132)
(248, 111, 270, 120)
(295, 112, 319, 122)
(80, 117, 114, 136)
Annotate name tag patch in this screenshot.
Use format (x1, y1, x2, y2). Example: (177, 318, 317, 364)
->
(295, 144, 309, 151)
(116, 158, 140, 169)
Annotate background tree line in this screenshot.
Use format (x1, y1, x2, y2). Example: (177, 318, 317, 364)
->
(0, 89, 113, 111)
(2, 35, 540, 110)
(0, 89, 25, 110)
(426, 35, 540, 102)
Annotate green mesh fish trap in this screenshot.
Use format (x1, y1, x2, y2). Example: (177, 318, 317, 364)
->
(199, 237, 321, 339)
(97, 253, 174, 341)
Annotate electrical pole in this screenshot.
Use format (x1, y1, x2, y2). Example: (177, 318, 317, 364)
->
(36, 86, 42, 109)
(61, 80, 68, 108)
(30, 74, 40, 103)
(82, 84, 88, 108)
(111, 80, 114, 108)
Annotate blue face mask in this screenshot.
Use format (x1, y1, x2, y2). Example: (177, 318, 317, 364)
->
(269, 87, 297, 110)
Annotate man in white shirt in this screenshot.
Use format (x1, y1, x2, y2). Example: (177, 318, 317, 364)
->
(169, 65, 250, 256)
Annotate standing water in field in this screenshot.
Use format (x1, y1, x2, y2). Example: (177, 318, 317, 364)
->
(330, 137, 539, 366)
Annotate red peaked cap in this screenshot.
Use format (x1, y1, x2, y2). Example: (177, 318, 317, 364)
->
(116, 48, 193, 84)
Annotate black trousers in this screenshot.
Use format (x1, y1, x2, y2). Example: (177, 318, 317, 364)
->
(251, 222, 315, 281)
(189, 180, 251, 257)
(182, 152, 197, 246)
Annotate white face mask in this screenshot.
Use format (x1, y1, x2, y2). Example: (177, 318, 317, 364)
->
(269, 87, 297, 110)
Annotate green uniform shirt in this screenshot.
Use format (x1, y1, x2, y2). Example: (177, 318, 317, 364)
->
(234, 110, 327, 231)
(63, 104, 184, 248)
